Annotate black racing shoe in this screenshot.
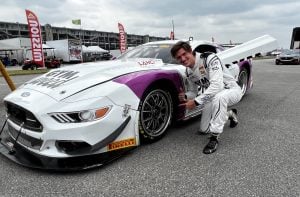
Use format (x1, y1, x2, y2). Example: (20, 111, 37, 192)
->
(228, 109, 238, 128)
(203, 135, 219, 154)
(196, 130, 210, 135)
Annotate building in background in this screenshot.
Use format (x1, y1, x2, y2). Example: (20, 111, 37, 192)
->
(0, 21, 168, 51)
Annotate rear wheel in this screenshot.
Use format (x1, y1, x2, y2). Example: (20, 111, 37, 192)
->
(238, 68, 248, 97)
(30, 64, 37, 70)
(138, 88, 173, 143)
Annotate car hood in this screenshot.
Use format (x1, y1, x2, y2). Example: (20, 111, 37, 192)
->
(279, 54, 298, 57)
(20, 58, 164, 101)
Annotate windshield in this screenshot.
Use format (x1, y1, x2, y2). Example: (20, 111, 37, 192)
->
(282, 49, 300, 55)
(292, 49, 300, 55)
(117, 44, 178, 64)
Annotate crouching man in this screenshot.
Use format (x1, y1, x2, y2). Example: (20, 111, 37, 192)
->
(171, 41, 242, 154)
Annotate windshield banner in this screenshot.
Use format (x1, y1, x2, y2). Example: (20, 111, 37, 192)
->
(25, 9, 44, 67)
(118, 23, 127, 54)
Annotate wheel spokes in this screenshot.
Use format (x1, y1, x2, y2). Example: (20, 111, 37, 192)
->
(141, 90, 171, 136)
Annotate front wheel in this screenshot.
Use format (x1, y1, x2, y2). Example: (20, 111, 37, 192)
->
(238, 68, 248, 97)
(138, 88, 173, 143)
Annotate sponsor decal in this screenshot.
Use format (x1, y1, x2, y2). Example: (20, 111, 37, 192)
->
(159, 45, 171, 48)
(210, 60, 220, 71)
(24, 70, 80, 88)
(122, 104, 131, 117)
(137, 59, 156, 67)
(21, 92, 30, 97)
(199, 65, 206, 75)
(108, 138, 136, 151)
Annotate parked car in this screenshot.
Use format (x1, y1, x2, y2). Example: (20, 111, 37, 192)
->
(0, 36, 277, 170)
(44, 57, 61, 69)
(22, 58, 61, 70)
(269, 49, 282, 56)
(275, 49, 300, 65)
(22, 59, 40, 70)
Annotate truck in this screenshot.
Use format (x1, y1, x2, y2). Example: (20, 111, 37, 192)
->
(46, 39, 82, 63)
(0, 38, 31, 66)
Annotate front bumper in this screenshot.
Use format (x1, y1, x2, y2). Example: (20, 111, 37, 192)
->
(0, 135, 136, 171)
(276, 58, 300, 64)
(0, 117, 137, 171)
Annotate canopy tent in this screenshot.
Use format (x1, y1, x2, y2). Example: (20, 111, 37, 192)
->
(82, 45, 88, 52)
(83, 46, 108, 53)
(42, 44, 54, 49)
(0, 42, 22, 51)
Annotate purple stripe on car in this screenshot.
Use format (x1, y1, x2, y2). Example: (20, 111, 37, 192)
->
(113, 69, 183, 99)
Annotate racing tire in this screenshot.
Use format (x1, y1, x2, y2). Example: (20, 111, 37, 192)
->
(238, 68, 248, 97)
(138, 87, 173, 143)
(30, 65, 36, 70)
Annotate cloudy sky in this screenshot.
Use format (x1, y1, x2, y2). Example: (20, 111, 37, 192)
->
(1, 0, 300, 48)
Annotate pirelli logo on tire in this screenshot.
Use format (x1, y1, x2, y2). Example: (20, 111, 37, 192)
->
(108, 138, 136, 151)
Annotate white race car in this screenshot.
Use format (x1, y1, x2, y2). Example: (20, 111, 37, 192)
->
(0, 35, 277, 170)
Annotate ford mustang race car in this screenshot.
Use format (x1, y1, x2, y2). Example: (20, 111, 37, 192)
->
(0, 35, 277, 170)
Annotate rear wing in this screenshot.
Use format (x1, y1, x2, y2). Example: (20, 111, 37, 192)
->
(217, 35, 278, 65)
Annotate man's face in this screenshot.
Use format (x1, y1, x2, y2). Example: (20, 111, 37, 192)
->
(174, 48, 195, 68)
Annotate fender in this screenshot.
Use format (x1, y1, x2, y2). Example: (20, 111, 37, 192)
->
(113, 69, 183, 99)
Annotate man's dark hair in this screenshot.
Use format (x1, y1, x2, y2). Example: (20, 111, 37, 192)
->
(170, 41, 193, 58)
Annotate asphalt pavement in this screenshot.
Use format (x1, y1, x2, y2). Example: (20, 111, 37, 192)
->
(0, 59, 299, 197)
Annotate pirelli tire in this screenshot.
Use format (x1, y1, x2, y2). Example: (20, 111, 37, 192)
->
(138, 87, 173, 143)
(238, 68, 249, 97)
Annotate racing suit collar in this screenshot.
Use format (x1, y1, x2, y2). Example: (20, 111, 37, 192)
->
(191, 52, 202, 72)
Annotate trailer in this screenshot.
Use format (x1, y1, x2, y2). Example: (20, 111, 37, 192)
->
(46, 39, 82, 63)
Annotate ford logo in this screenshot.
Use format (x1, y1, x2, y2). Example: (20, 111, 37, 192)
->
(21, 92, 30, 97)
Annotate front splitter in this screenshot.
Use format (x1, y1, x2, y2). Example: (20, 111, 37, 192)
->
(0, 134, 136, 171)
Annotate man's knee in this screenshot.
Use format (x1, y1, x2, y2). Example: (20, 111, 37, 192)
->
(200, 124, 210, 133)
(213, 94, 227, 105)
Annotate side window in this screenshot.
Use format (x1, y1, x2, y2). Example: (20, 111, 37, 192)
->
(193, 44, 217, 54)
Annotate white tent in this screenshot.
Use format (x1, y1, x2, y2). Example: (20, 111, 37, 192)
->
(0, 42, 22, 51)
(85, 46, 108, 53)
(82, 45, 88, 52)
(42, 44, 54, 49)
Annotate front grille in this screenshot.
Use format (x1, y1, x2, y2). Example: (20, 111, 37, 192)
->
(5, 101, 43, 132)
(7, 123, 43, 150)
(280, 57, 293, 60)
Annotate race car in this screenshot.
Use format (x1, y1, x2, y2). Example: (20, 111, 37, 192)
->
(0, 35, 277, 170)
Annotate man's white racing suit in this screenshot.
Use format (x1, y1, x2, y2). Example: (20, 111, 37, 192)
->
(184, 52, 242, 134)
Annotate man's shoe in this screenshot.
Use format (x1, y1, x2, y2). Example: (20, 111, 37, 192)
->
(228, 109, 238, 128)
(203, 135, 219, 154)
(196, 130, 209, 135)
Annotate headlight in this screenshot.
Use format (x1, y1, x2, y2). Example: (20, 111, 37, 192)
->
(79, 110, 94, 121)
(49, 106, 111, 123)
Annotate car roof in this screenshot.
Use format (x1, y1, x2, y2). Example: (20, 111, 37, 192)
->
(142, 39, 220, 50)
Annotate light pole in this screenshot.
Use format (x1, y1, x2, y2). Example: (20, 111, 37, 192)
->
(172, 20, 175, 39)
